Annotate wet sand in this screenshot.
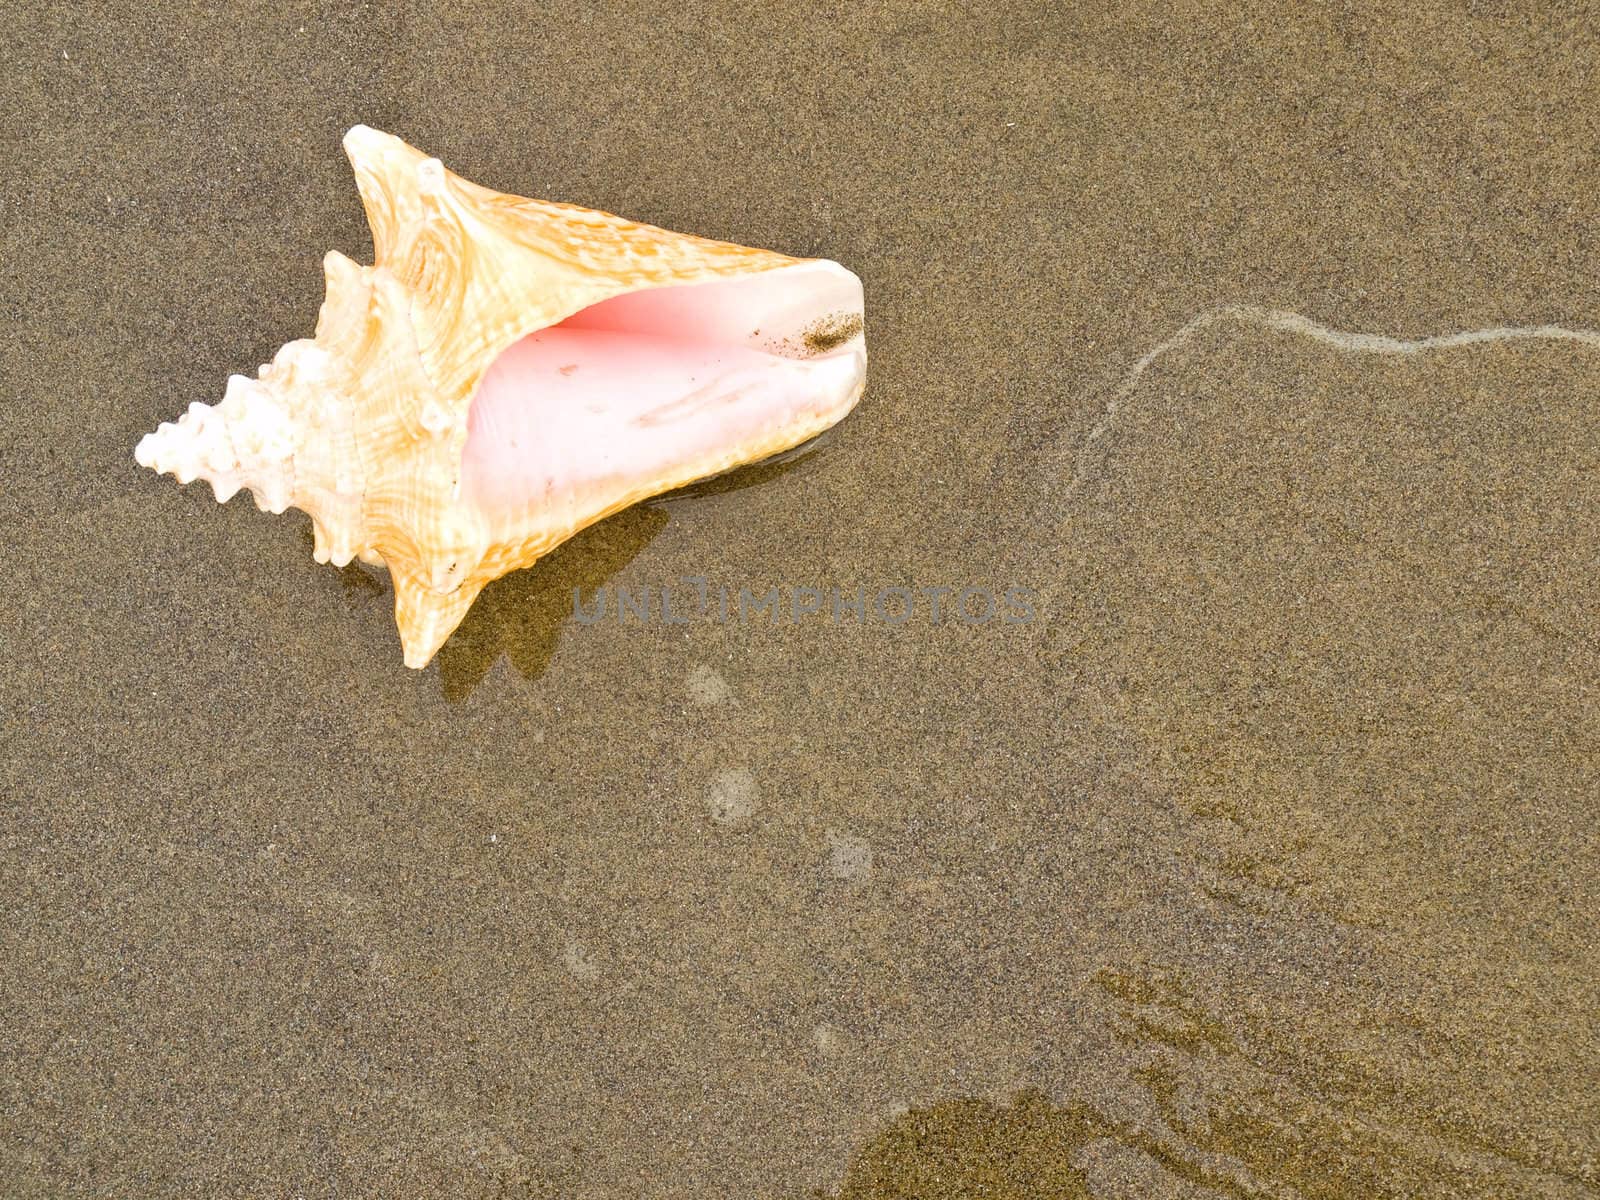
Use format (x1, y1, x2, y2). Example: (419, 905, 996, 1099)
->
(3, 4, 1598, 1196)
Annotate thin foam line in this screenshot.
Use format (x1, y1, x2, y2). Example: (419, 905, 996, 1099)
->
(1069, 304, 1600, 497)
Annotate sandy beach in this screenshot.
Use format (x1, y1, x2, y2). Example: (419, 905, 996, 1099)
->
(3, 3, 1596, 1195)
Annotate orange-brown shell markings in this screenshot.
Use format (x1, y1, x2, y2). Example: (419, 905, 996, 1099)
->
(134, 126, 864, 668)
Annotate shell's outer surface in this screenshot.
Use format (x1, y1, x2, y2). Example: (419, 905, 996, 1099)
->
(136, 126, 866, 667)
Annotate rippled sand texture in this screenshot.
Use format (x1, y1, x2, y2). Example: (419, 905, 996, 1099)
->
(1031, 323, 1600, 1196)
(4, 4, 1598, 1197)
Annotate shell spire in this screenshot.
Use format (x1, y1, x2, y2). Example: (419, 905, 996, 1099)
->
(136, 126, 868, 668)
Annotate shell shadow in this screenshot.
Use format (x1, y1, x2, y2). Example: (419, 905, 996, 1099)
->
(433, 429, 837, 700)
(433, 504, 669, 701)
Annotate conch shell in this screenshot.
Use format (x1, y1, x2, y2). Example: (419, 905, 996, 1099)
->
(136, 125, 866, 667)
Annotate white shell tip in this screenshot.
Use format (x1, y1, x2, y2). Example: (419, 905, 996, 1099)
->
(418, 399, 453, 434)
(222, 375, 254, 405)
